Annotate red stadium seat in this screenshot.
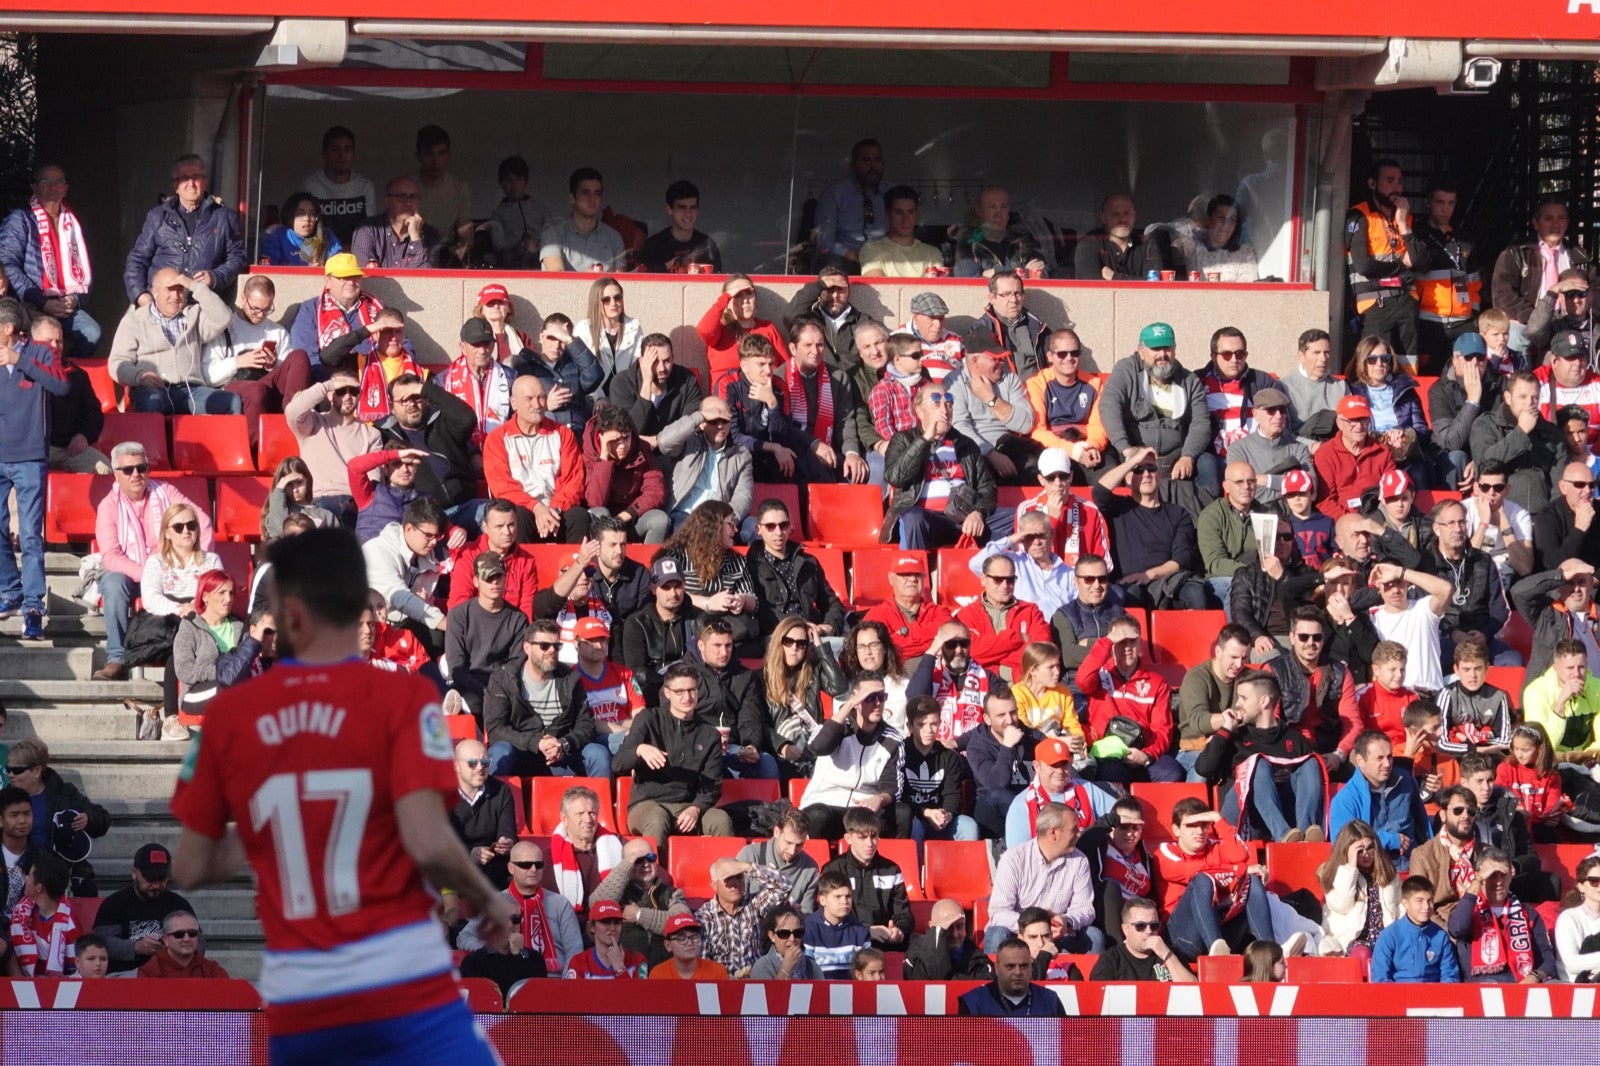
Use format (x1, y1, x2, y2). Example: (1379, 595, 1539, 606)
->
(623, 543, 657, 568)
(44, 472, 113, 543)
(213, 541, 253, 595)
(67, 895, 103, 931)
(458, 978, 504, 1013)
(1054, 953, 1097, 979)
(1197, 954, 1244, 982)
(1128, 782, 1211, 844)
(172, 414, 254, 475)
(851, 548, 924, 609)
(868, 838, 924, 900)
(935, 547, 983, 607)
(667, 835, 751, 900)
(524, 543, 578, 588)
(716, 779, 780, 808)
(256, 414, 299, 473)
(881, 951, 906, 980)
(788, 778, 808, 808)
(1266, 841, 1332, 902)
(810, 547, 848, 609)
(1285, 955, 1366, 982)
(615, 777, 632, 833)
(79, 358, 119, 414)
(806, 483, 885, 548)
(1501, 611, 1535, 664)
(973, 898, 990, 947)
(1485, 666, 1524, 706)
(494, 776, 531, 834)
(923, 840, 990, 906)
(215, 475, 271, 542)
(529, 776, 616, 834)
(149, 474, 210, 521)
(97, 412, 170, 470)
(995, 486, 1031, 511)
(802, 839, 832, 870)
(1412, 488, 1460, 511)
(447, 715, 480, 743)
(1534, 843, 1595, 894)
(1150, 609, 1227, 665)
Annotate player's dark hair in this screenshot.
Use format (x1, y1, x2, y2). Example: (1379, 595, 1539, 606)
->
(29, 852, 69, 901)
(266, 526, 369, 627)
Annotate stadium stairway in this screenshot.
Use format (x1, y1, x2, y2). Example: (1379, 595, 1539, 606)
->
(0, 551, 263, 980)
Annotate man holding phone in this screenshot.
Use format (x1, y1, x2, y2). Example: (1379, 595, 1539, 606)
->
(203, 274, 311, 444)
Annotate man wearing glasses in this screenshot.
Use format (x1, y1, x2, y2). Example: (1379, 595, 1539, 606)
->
(1197, 460, 1273, 614)
(1267, 607, 1362, 778)
(1224, 386, 1313, 504)
(122, 153, 245, 304)
(1313, 394, 1397, 521)
(91, 441, 213, 681)
(1528, 267, 1597, 357)
(362, 497, 457, 661)
(351, 176, 441, 269)
(202, 275, 310, 446)
(1531, 331, 1600, 452)
(1532, 461, 1600, 574)
(483, 619, 596, 779)
(613, 662, 735, 852)
(1425, 499, 1520, 667)
(137, 909, 230, 978)
(1470, 371, 1563, 516)
(1198, 326, 1279, 463)
(882, 381, 1012, 551)
(813, 139, 888, 273)
(1094, 446, 1210, 612)
(458, 840, 582, 981)
(1088, 896, 1195, 982)
(1024, 331, 1106, 474)
(975, 270, 1051, 379)
(446, 739, 517, 892)
(1406, 786, 1484, 922)
(591, 838, 694, 970)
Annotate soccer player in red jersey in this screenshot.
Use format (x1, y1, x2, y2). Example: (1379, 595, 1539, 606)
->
(171, 527, 517, 1065)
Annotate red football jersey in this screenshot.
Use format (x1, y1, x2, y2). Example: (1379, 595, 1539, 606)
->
(171, 661, 460, 1035)
(579, 661, 644, 726)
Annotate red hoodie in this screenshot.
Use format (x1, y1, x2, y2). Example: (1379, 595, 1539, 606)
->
(448, 537, 540, 617)
(1154, 818, 1253, 917)
(1358, 680, 1418, 749)
(955, 596, 1049, 678)
(1312, 436, 1396, 520)
(1075, 636, 1175, 760)
(582, 421, 666, 516)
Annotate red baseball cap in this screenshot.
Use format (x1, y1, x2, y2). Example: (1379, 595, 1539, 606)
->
(574, 617, 610, 641)
(1335, 395, 1371, 420)
(1379, 470, 1412, 499)
(663, 913, 703, 937)
(477, 283, 510, 305)
(589, 900, 624, 922)
(890, 555, 926, 576)
(1034, 737, 1074, 766)
(1281, 469, 1313, 495)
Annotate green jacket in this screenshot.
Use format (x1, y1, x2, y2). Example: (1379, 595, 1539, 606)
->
(1196, 498, 1265, 578)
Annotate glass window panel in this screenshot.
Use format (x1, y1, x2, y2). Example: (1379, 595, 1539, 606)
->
(1070, 54, 1292, 86)
(542, 45, 1049, 88)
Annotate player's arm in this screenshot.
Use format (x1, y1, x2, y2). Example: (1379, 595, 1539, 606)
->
(395, 789, 518, 934)
(172, 826, 247, 890)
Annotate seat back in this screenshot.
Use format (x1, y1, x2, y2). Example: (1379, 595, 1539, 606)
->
(213, 541, 254, 596)
(716, 779, 780, 808)
(922, 840, 991, 907)
(172, 414, 254, 475)
(215, 475, 272, 542)
(806, 483, 885, 548)
(97, 412, 170, 470)
(1285, 955, 1366, 982)
(79, 359, 120, 414)
(44, 472, 113, 543)
(256, 414, 300, 473)
(935, 547, 983, 608)
(1150, 609, 1228, 665)
(1128, 781, 1212, 844)
(666, 835, 752, 900)
(1265, 841, 1332, 902)
(529, 776, 617, 834)
(1197, 954, 1244, 982)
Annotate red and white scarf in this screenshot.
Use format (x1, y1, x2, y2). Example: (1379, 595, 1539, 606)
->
(1102, 843, 1151, 900)
(358, 352, 422, 422)
(933, 661, 988, 745)
(511, 882, 561, 974)
(548, 822, 622, 916)
(31, 198, 90, 296)
(1469, 894, 1536, 979)
(316, 288, 384, 350)
(787, 361, 835, 445)
(1023, 776, 1095, 837)
(1229, 750, 1328, 842)
(114, 483, 177, 571)
(1447, 837, 1478, 897)
(440, 355, 512, 447)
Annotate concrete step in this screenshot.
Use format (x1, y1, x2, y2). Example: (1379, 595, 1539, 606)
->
(46, 551, 88, 573)
(0, 611, 104, 639)
(0, 678, 162, 704)
(4, 704, 148, 744)
(55, 760, 180, 805)
(205, 949, 262, 982)
(0, 646, 101, 679)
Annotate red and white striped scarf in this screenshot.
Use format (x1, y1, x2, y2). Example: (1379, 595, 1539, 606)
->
(933, 661, 988, 745)
(1102, 843, 1151, 900)
(1023, 777, 1094, 837)
(114, 482, 176, 571)
(440, 355, 511, 446)
(548, 822, 622, 917)
(511, 882, 560, 974)
(786, 361, 835, 445)
(358, 352, 422, 422)
(315, 289, 384, 350)
(1469, 894, 1536, 979)
(30, 198, 90, 296)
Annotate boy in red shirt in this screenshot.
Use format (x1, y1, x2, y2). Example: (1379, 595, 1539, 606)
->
(564, 900, 648, 979)
(1358, 641, 1416, 750)
(8, 853, 78, 977)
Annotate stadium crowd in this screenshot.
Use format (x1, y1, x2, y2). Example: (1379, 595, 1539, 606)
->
(5, 129, 1600, 1000)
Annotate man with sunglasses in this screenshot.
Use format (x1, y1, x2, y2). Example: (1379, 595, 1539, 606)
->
(284, 370, 380, 524)
(1424, 499, 1519, 667)
(658, 395, 755, 535)
(696, 857, 792, 976)
(1198, 326, 1278, 463)
(1469, 371, 1563, 517)
(1224, 386, 1313, 504)
(363, 496, 458, 666)
(484, 619, 598, 779)
(447, 739, 517, 892)
(966, 514, 1070, 633)
(1528, 267, 1597, 358)
(784, 266, 869, 373)
(1017, 449, 1109, 569)
(458, 840, 582, 981)
(800, 675, 907, 840)
(882, 379, 1011, 550)
(590, 836, 694, 970)
(746, 499, 846, 644)
(1051, 553, 1125, 684)
(91, 440, 214, 681)
(1025, 332, 1106, 473)
(1531, 461, 1600, 574)
(1089, 896, 1195, 982)
(287, 254, 383, 371)
(1094, 446, 1210, 611)
(1266, 607, 1361, 777)
(136, 908, 229, 979)
(1406, 785, 1483, 922)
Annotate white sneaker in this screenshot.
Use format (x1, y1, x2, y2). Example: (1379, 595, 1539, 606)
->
(1209, 939, 1232, 956)
(442, 689, 464, 716)
(161, 716, 192, 742)
(1282, 932, 1308, 958)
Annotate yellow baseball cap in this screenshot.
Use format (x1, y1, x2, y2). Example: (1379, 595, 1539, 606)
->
(324, 253, 364, 279)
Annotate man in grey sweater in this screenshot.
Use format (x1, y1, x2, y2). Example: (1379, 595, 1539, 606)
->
(657, 394, 755, 534)
(1225, 386, 1314, 503)
(948, 331, 1037, 483)
(107, 268, 237, 414)
(1279, 328, 1347, 442)
(736, 806, 821, 913)
(1097, 321, 1213, 503)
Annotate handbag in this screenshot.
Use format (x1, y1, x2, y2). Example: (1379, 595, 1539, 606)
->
(123, 610, 180, 667)
(1103, 715, 1146, 748)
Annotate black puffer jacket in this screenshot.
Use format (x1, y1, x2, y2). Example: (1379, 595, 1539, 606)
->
(746, 542, 847, 638)
(37, 768, 111, 897)
(481, 657, 595, 765)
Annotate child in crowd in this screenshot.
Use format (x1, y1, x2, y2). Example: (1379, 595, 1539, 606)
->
(804, 873, 870, 979)
(1436, 638, 1512, 759)
(1371, 875, 1460, 983)
(1398, 698, 1456, 807)
(1011, 641, 1089, 749)
(1359, 642, 1417, 749)
(820, 807, 913, 950)
(850, 947, 887, 981)
(1495, 724, 1571, 840)
(1280, 469, 1336, 569)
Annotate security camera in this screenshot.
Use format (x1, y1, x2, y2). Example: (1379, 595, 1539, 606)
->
(1452, 57, 1502, 94)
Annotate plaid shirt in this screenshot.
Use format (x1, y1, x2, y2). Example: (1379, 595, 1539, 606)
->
(695, 865, 791, 976)
(870, 376, 918, 441)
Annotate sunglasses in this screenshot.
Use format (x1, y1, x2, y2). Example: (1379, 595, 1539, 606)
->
(634, 852, 659, 864)
(760, 520, 792, 531)
(5, 765, 34, 776)
(332, 387, 360, 399)
(169, 521, 199, 533)
(1446, 806, 1472, 816)
(702, 417, 731, 428)
(600, 295, 624, 304)
(1570, 481, 1596, 491)
(1126, 921, 1161, 932)
(117, 463, 150, 476)
(1476, 482, 1507, 492)
(1051, 349, 1082, 359)
(509, 860, 547, 870)
(528, 640, 562, 651)
(858, 691, 888, 705)
(1584, 876, 1600, 887)
(1293, 632, 1325, 643)
(1042, 472, 1070, 482)
(924, 392, 952, 405)
(780, 635, 812, 649)
(167, 929, 201, 939)
(461, 759, 489, 769)
(1132, 465, 1158, 475)
(942, 639, 972, 651)
(771, 928, 804, 941)
(1365, 355, 1392, 364)
(1078, 574, 1109, 584)
(1214, 350, 1248, 361)
(985, 574, 1018, 584)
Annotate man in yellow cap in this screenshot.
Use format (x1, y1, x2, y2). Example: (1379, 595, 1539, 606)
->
(287, 251, 385, 373)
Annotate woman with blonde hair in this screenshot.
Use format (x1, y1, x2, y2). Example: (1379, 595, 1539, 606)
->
(1317, 818, 1400, 959)
(137, 502, 222, 738)
(1011, 641, 1088, 748)
(694, 274, 790, 386)
(1343, 334, 1433, 487)
(759, 614, 836, 776)
(575, 275, 642, 396)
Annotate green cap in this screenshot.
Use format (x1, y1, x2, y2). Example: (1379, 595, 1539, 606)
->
(1139, 322, 1176, 349)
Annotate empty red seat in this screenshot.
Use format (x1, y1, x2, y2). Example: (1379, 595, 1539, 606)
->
(97, 412, 169, 470)
(716, 779, 780, 807)
(172, 414, 254, 475)
(458, 978, 504, 1013)
(667, 835, 751, 900)
(935, 546, 983, 607)
(1285, 955, 1366, 982)
(1129, 781, 1211, 844)
(213, 541, 253, 595)
(1150, 609, 1227, 666)
(256, 413, 299, 473)
(447, 715, 481, 743)
(1197, 954, 1244, 982)
(215, 475, 272, 542)
(44, 472, 113, 543)
(78, 359, 119, 414)
(923, 840, 990, 906)
(806, 483, 885, 548)
(1485, 666, 1524, 707)
(1266, 841, 1332, 902)
(810, 546, 848, 609)
(529, 776, 616, 834)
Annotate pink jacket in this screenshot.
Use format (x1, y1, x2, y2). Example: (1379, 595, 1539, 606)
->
(94, 484, 215, 581)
